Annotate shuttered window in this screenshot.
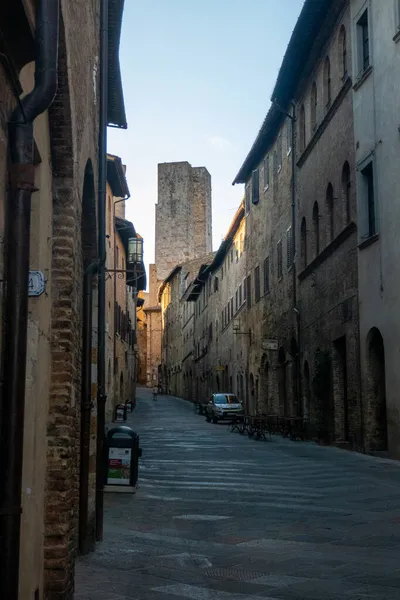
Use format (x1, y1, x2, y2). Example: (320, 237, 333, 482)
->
(246, 275, 252, 308)
(252, 169, 260, 204)
(277, 240, 283, 279)
(254, 266, 260, 302)
(263, 256, 270, 294)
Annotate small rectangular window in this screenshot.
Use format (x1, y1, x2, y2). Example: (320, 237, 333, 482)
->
(221, 309, 224, 329)
(230, 297, 234, 319)
(277, 240, 283, 279)
(252, 169, 260, 204)
(235, 290, 238, 312)
(227, 302, 230, 322)
(264, 155, 270, 189)
(246, 275, 252, 308)
(286, 226, 293, 268)
(245, 184, 250, 214)
(243, 278, 247, 300)
(357, 9, 370, 73)
(254, 266, 260, 302)
(361, 162, 376, 238)
(239, 283, 242, 305)
(263, 256, 270, 294)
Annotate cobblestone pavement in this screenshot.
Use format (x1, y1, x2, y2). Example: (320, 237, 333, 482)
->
(75, 387, 400, 599)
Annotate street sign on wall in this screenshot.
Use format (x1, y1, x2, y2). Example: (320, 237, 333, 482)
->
(262, 339, 278, 351)
(28, 271, 45, 297)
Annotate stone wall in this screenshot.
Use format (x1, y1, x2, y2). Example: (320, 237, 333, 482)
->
(44, 1, 100, 598)
(155, 162, 212, 281)
(295, 3, 361, 446)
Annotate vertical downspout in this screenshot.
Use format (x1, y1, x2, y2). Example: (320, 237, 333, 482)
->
(96, 0, 108, 542)
(291, 101, 302, 416)
(0, 1, 59, 598)
(79, 262, 99, 554)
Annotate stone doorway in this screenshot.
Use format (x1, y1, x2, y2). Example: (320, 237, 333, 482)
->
(278, 347, 287, 416)
(333, 336, 349, 442)
(366, 328, 388, 452)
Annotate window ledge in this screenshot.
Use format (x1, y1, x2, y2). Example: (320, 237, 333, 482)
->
(264, 184, 269, 192)
(297, 76, 352, 168)
(353, 65, 373, 91)
(287, 148, 292, 157)
(298, 221, 357, 281)
(393, 29, 400, 43)
(358, 233, 379, 250)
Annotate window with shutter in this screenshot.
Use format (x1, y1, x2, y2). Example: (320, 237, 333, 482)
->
(239, 284, 242, 305)
(252, 169, 260, 204)
(254, 266, 260, 302)
(286, 226, 293, 268)
(277, 240, 283, 279)
(230, 297, 234, 319)
(235, 290, 238, 312)
(263, 256, 270, 294)
(245, 184, 251, 214)
(246, 275, 252, 308)
(264, 155, 270, 189)
(243, 278, 247, 300)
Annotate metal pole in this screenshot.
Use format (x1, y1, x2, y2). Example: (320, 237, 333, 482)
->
(96, 0, 108, 542)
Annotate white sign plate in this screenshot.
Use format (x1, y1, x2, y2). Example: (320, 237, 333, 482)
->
(262, 339, 278, 351)
(28, 271, 45, 297)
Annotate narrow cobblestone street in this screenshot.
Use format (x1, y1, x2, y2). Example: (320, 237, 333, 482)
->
(75, 388, 400, 600)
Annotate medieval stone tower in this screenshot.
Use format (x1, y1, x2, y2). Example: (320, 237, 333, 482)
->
(155, 161, 212, 280)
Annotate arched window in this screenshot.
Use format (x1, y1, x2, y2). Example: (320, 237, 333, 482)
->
(323, 57, 331, 107)
(311, 81, 317, 130)
(299, 104, 306, 152)
(342, 161, 351, 223)
(300, 217, 307, 269)
(339, 25, 347, 79)
(326, 183, 334, 242)
(312, 201, 320, 257)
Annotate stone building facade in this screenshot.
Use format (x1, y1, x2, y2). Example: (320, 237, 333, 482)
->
(0, 1, 127, 598)
(232, 0, 362, 448)
(349, 0, 400, 457)
(144, 162, 213, 387)
(156, 162, 212, 280)
(159, 254, 215, 398)
(291, 0, 361, 447)
(104, 156, 145, 421)
(185, 205, 248, 406)
(136, 291, 148, 385)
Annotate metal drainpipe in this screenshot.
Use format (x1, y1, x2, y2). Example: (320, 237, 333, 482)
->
(96, 0, 108, 542)
(290, 101, 302, 416)
(0, 1, 59, 598)
(79, 261, 99, 555)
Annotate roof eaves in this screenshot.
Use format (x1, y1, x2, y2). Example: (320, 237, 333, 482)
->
(107, 154, 130, 198)
(107, 0, 127, 129)
(233, 0, 339, 185)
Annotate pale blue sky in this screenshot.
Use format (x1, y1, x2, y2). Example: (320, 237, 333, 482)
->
(108, 0, 304, 277)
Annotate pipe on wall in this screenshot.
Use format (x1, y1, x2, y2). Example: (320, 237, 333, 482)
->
(96, 0, 109, 542)
(0, 1, 60, 598)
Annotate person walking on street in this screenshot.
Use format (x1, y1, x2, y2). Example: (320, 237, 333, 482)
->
(153, 385, 158, 401)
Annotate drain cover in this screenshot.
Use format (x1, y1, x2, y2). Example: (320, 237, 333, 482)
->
(204, 567, 269, 581)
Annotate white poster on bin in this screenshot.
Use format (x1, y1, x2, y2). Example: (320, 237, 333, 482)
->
(107, 448, 131, 485)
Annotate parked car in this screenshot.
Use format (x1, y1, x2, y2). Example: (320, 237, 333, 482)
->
(206, 393, 243, 423)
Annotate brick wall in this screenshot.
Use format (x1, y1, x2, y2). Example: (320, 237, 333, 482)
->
(44, 1, 100, 598)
